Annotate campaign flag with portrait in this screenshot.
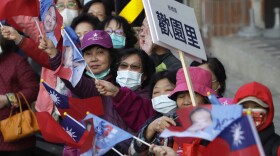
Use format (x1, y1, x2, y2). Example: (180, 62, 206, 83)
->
(160, 105, 243, 141)
(36, 111, 94, 153)
(40, 0, 62, 47)
(54, 26, 86, 87)
(202, 115, 265, 156)
(42, 81, 104, 120)
(0, 0, 40, 20)
(82, 113, 133, 156)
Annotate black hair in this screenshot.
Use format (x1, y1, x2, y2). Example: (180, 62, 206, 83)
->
(190, 57, 226, 97)
(98, 15, 138, 48)
(71, 13, 100, 30)
(149, 70, 177, 98)
(82, 45, 119, 80)
(189, 107, 212, 124)
(118, 48, 155, 89)
(82, 0, 111, 17)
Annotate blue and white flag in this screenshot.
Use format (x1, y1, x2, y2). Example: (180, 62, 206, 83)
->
(160, 105, 243, 141)
(82, 113, 133, 156)
(55, 26, 86, 87)
(60, 114, 86, 142)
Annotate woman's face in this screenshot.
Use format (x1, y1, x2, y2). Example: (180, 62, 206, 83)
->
(44, 6, 57, 32)
(83, 46, 111, 74)
(56, 0, 79, 12)
(152, 78, 175, 98)
(118, 54, 142, 73)
(199, 64, 220, 94)
(88, 2, 106, 21)
(104, 19, 125, 37)
(75, 22, 93, 41)
(176, 92, 205, 109)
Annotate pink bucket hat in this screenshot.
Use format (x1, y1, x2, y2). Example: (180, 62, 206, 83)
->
(81, 30, 113, 50)
(169, 67, 215, 100)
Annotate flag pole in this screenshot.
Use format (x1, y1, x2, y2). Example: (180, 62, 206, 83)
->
(33, 17, 43, 37)
(132, 136, 151, 147)
(178, 50, 197, 107)
(62, 28, 97, 79)
(64, 112, 86, 129)
(112, 147, 124, 156)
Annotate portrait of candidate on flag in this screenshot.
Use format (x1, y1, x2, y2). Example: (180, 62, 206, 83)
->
(40, 0, 62, 47)
(160, 105, 243, 141)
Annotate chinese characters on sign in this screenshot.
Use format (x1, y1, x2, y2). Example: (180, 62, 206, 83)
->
(156, 11, 200, 49)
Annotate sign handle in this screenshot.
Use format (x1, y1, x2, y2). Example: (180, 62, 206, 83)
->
(178, 50, 197, 107)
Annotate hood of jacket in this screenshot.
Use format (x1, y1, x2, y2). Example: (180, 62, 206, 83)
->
(233, 81, 274, 131)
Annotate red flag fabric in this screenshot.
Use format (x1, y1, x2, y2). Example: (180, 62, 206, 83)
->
(202, 115, 265, 156)
(0, 0, 40, 20)
(36, 111, 94, 152)
(42, 81, 104, 120)
(7, 16, 45, 43)
(59, 96, 104, 120)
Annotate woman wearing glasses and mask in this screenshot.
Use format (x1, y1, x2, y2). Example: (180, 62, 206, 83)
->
(98, 15, 138, 49)
(55, 0, 82, 26)
(95, 48, 156, 132)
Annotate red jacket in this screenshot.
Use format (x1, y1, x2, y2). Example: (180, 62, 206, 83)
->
(0, 52, 39, 151)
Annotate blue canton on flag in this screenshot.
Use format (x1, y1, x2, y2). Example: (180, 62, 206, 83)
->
(42, 81, 69, 109)
(60, 114, 86, 142)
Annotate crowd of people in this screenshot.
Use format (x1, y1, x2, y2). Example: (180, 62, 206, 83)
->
(0, 0, 279, 156)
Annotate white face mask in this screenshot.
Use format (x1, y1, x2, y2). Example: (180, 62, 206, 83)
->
(60, 9, 78, 26)
(152, 94, 177, 115)
(116, 70, 142, 91)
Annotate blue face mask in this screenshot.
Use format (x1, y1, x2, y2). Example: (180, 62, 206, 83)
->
(110, 33, 126, 49)
(85, 68, 110, 80)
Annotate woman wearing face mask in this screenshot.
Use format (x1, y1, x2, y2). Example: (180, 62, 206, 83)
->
(233, 82, 280, 156)
(129, 67, 215, 156)
(98, 15, 138, 49)
(55, 0, 82, 26)
(95, 48, 155, 132)
(41, 30, 138, 155)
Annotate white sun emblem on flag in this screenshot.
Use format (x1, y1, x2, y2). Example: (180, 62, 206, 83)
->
(64, 127, 77, 139)
(231, 123, 245, 146)
(49, 91, 61, 105)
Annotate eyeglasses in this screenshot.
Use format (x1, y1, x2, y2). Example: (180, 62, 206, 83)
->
(118, 62, 142, 71)
(56, 2, 77, 11)
(105, 29, 124, 36)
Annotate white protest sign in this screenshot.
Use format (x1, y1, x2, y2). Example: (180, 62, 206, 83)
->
(143, 0, 206, 61)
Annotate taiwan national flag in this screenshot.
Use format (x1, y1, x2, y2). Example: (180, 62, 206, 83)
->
(202, 115, 265, 156)
(60, 114, 87, 142)
(54, 26, 86, 87)
(82, 113, 133, 156)
(160, 105, 243, 141)
(42, 81, 104, 120)
(36, 111, 93, 153)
